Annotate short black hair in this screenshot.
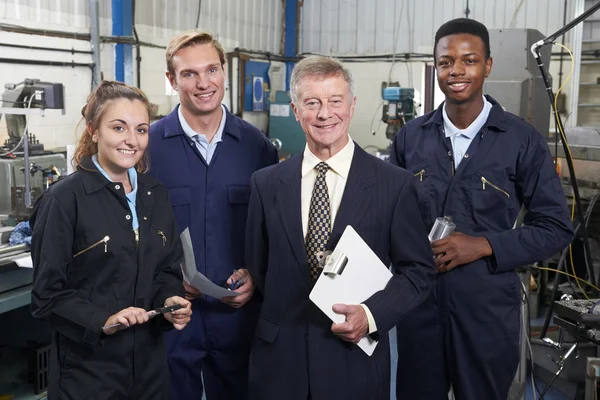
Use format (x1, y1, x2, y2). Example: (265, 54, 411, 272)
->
(434, 18, 491, 59)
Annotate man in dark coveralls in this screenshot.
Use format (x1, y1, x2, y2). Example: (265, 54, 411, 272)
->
(148, 30, 279, 400)
(391, 18, 574, 400)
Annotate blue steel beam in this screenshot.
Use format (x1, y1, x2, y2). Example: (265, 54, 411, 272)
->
(284, 0, 299, 90)
(112, 0, 133, 84)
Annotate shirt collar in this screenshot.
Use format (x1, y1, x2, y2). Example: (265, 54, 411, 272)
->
(178, 104, 226, 144)
(442, 96, 493, 139)
(301, 136, 355, 179)
(91, 154, 138, 194)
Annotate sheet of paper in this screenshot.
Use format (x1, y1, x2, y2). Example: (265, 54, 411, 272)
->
(279, 104, 290, 117)
(309, 225, 393, 356)
(270, 104, 281, 116)
(14, 254, 33, 268)
(180, 228, 240, 299)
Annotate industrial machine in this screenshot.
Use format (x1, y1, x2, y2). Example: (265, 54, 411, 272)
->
(1, 79, 64, 154)
(0, 79, 67, 222)
(0, 154, 65, 220)
(381, 83, 416, 140)
(268, 90, 306, 158)
(486, 29, 552, 137)
(0, 80, 65, 396)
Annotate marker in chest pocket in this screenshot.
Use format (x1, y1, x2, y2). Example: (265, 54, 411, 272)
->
(480, 176, 510, 198)
(414, 168, 425, 182)
(157, 230, 167, 246)
(470, 172, 514, 224)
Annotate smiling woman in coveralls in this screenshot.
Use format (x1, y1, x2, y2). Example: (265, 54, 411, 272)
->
(30, 81, 192, 400)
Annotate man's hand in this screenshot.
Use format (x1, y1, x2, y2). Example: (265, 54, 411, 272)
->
(163, 296, 192, 331)
(431, 232, 492, 273)
(221, 269, 255, 308)
(183, 281, 201, 301)
(330, 304, 369, 344)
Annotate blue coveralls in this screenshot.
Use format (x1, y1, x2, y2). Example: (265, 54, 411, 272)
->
(148, 105, 279, 400)
(390, 96, 574, 400)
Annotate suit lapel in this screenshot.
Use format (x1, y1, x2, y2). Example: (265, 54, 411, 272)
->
(276, 155, 312, 288)
(329, 146, 376, 248)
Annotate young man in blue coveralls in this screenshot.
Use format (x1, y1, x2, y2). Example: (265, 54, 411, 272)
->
(391, 19, 574, 400)
(148, 31, 279, 400)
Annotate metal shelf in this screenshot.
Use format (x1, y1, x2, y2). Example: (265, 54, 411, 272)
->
(580, 82, 600, 85)
(0, 285, 31, 315)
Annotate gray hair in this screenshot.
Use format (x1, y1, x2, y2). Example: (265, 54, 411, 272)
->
(289, 55, 354, 104)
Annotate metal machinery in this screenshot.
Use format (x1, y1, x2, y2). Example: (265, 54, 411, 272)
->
(0, 79, 67, 222)
(486, 29, 552, 137)
(268, 90, 306, 159)
(0, 78, 66, 312)
(0, 80, 65, 395)
(381, 83, 416, 140)
(485, 29, 600, 400)
(480, 29, 555, 400)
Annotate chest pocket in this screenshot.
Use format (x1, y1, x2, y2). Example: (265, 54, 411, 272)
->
(69, 233, 112, 286)
(469, 171, 514, 229)
(149, 225, 169, 251)
(409, 162, 433, 226)
(168, 186, 191, 232)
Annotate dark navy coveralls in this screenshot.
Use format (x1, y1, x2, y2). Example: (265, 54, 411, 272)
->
(390, 96, 574, 400)
(148, 105, 278, 400)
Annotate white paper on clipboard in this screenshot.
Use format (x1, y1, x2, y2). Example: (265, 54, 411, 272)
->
(309, 225, 392, 356)
(180, 228, 240, 299)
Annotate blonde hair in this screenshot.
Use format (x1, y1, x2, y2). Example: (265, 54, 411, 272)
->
(73, 80, 152, 172)
(166, 30, 226, 75)
(290, 55, 354, 104)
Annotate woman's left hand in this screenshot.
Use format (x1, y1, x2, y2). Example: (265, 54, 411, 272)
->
(163, 296, 192, 330)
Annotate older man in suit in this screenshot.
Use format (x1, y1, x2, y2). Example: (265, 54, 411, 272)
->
(245, 55, 436, 400)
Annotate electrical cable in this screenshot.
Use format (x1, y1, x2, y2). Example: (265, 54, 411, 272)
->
(369, 101, 384, 135)
(405, 0, 414, 87)
(552, 42, 589, 300)
(388, 1, 405, 83)
(531, 8, 600, 298)
(539, 191, 599, 337)
(536, 267, 600, 293)
(540, 371, 561, 399)
(568, 191, 588, 299)
(509, 0, 526, 28)
(0, 95, 35, 157)
(195, 0, 203, 29)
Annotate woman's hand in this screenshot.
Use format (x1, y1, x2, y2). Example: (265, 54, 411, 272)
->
(103, 307, 150, 335)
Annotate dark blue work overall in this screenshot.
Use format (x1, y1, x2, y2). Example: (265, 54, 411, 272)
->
(148, 105, 279, 400)
(390, 96, 574, 400)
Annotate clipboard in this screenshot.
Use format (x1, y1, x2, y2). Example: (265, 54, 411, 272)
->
(309, 225, 392, 356)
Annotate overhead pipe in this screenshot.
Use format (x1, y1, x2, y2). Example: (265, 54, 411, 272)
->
(0, 42, 92, 54)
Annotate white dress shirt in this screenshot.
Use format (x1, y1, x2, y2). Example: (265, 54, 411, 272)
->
(301, 137, 377, 334)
